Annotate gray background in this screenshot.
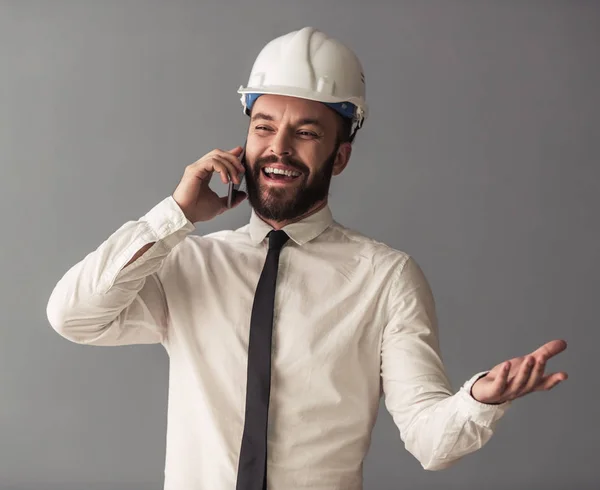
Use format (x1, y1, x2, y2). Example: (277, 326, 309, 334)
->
(1, 1, 598, 489)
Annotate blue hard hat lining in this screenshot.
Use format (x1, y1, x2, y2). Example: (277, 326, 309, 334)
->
(244, 93, 356, 121)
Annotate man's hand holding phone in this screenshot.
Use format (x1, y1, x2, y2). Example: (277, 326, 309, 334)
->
(227, 145, 246, 209)
(172, 146, 246, 224)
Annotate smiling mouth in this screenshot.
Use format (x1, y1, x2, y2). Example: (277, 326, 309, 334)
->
(261, 167, 303, 183)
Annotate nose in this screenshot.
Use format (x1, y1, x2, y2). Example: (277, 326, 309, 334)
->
(269, 129, 293, 158)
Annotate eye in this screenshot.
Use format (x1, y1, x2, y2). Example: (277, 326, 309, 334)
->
(255, 125, 272, 132)
(298, 130, 318, 138)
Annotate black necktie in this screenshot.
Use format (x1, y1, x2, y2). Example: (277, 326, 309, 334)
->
(236, 230, 290, 490)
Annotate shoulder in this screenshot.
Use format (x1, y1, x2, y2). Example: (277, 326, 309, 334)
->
(327, 220, 412, 269)
(326, 220, 432, 293)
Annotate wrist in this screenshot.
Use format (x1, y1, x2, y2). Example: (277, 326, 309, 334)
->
(470, 374, 503, 405)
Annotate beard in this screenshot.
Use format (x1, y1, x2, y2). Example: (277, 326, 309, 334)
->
(244, 143, 339, 222)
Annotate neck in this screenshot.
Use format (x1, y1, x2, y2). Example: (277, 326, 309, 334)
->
(257, 199, 328, 230)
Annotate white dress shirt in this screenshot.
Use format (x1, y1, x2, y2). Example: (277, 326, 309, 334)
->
(47, 196, 511, 490)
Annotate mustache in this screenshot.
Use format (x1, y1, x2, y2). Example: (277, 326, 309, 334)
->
(254, 154, 308, 174)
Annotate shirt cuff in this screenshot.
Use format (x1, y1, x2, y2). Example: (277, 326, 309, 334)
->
(98, 196, 195, 292)
(142, 195, 196, 248)
(455, 371, 512, 426)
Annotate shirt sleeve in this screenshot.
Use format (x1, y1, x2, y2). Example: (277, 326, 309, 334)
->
(46, 196, 196, 346)
(380, 255, 511, 471)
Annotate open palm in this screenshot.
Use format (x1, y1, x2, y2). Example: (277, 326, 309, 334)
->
(471, 339, 568, 404)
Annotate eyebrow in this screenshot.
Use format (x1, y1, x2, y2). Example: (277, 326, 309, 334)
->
(251, 113, 325, 130)
(251, 112, 275, 122)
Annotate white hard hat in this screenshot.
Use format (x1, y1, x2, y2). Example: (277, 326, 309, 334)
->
(238, 27, 368, 138)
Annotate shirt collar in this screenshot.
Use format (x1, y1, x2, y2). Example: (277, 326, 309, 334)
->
(249, 204, 334, 246)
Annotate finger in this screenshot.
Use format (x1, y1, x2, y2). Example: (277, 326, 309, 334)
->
(508, 357, 535, 397)
(521, 357, 546, 394)
(211, 157, 239, 184)
(216, 149, 246, 175)
(492, 361, 511, 395)
(535, 372, 569, 392)
(531, 339, 568, 363)
(187, 154, 223, 182)
(208, 159, 232, 185)
(213, 155, 243, 184)
(227, 145, 244, 156)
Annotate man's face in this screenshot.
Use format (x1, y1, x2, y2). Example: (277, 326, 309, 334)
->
(243, 95, 350, 222)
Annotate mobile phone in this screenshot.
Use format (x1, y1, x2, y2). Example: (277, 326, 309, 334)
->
(227, 144, 246, 209)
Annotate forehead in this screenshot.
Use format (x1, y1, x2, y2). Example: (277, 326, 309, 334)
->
(251, 94, 336, 126)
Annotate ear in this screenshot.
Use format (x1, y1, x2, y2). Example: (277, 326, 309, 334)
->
(332, 142, 352, 176)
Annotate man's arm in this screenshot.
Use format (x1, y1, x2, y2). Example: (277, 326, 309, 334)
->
(380, 256, 511, 471)
(47, 196, 195, 346)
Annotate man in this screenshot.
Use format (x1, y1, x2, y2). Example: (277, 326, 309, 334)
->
(47, 27, 568, 490)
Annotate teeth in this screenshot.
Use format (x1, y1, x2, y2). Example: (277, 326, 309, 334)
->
(264, 167, 301, 177)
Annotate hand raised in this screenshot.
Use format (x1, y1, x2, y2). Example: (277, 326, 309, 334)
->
(471, 339, 568, 404)
(172, 146, 246, 223)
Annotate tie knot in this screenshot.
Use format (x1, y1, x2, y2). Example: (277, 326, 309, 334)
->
(268, 230, 289, 250)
